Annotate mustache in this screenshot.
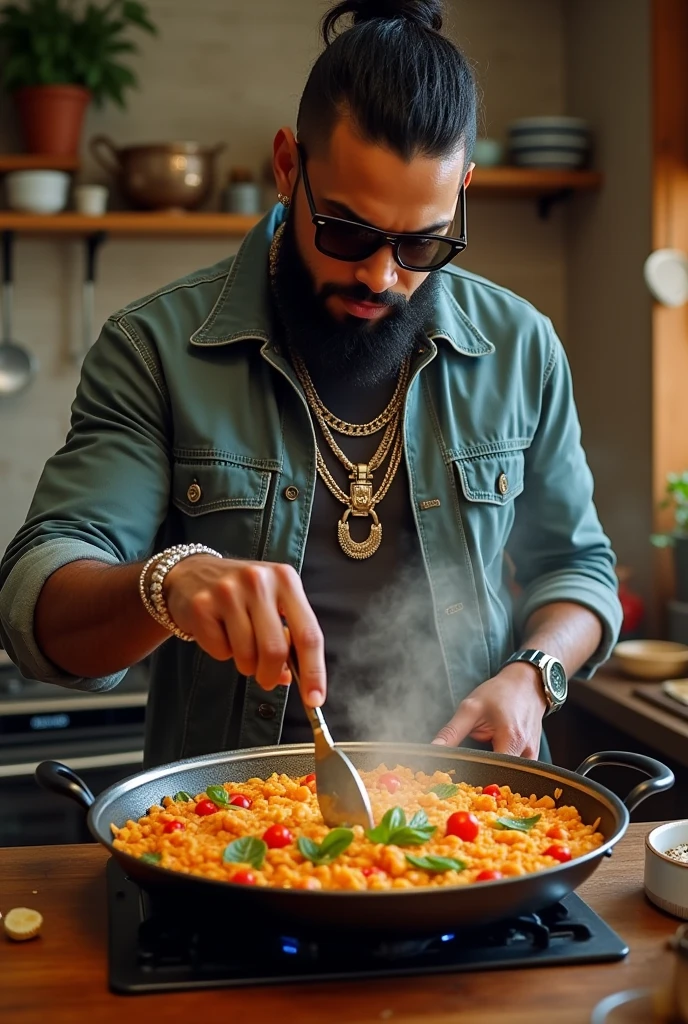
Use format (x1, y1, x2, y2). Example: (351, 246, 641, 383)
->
(318, 282, 408, 310)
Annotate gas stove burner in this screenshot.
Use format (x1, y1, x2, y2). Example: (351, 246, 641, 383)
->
(107, 859, 629, 994)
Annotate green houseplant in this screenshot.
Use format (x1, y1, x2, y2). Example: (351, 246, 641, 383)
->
(0, 0, 157, 157)
(651, 471, 688, 603)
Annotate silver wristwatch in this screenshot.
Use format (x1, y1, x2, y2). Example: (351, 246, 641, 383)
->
(504, 649, 568, 716)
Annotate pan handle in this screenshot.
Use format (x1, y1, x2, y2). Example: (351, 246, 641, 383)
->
(35, 760, 95, 811)
(575, 750, 674, 813)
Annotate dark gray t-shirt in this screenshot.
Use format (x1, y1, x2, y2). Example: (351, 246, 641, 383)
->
(281, 370, 453, 746)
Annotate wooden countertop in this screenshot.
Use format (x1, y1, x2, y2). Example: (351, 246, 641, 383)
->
(570, 668, 688, 768)
(0, 823, 681, 1024)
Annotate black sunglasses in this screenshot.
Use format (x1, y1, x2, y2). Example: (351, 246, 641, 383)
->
(296, 144, 467, 273)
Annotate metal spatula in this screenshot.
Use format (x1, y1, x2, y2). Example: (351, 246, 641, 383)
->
(286, 648, 374, 829)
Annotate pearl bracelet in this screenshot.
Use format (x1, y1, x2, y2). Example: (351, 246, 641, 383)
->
(138, 543, 223, 642)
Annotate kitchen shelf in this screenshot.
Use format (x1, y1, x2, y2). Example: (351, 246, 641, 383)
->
(0, 154, 80, 173)
(471, 167, 602, 196)
(472, 167, 603, 217)
(0, 211, 260, 236)
(0, 169, 603, 235)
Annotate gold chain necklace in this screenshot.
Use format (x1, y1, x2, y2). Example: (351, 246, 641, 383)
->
(291, 355, 407, 559)
(291, 348, 410, 436)
(268, 224, 410, 560)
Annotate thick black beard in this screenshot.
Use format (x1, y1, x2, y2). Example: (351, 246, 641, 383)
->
(270, 211, 441, 388)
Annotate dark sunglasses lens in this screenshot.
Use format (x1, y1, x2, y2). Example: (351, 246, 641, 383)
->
(316, 220, 381, 260)
(398, 237, 455, 270)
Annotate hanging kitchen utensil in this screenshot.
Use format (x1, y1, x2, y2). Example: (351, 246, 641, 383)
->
(643, 172, 688, 307)
(643, 249, 688, 307)
(0, 231, 38, 397)
(76, 231, 106, 364)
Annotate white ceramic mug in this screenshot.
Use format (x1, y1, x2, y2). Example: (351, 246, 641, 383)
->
(73, 184, 108, 216)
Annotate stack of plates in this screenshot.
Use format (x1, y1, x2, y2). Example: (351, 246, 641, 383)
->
(508, 117, 591, 170)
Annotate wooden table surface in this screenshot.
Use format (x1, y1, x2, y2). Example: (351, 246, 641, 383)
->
(0, 823, 681, 1024)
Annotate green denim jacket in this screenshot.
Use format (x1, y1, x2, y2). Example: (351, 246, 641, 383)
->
(0, 206, 622, 767)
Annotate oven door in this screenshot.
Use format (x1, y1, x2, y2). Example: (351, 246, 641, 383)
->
(0, 736, 144, 846)
(0, 655, 147, 846)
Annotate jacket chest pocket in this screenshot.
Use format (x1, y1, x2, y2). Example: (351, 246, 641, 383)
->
(171, 459, 272, 560)
(452, 446, 526, 562)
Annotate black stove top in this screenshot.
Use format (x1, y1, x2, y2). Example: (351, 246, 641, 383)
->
(107, 859, 629, 994)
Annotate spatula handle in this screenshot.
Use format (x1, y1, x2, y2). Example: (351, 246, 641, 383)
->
(285, 646, 334, 749)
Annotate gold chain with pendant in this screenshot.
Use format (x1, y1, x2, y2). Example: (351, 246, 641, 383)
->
(268, 224, 410, 560)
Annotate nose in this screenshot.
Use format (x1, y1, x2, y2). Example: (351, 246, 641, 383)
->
(354, 243, 398, 295)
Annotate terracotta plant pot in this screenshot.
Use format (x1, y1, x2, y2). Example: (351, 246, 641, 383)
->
(14, 85, 91, 157)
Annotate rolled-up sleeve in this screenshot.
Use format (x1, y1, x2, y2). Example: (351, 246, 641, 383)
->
(507, 321, 623, 678)
(0, 315, 172, 690)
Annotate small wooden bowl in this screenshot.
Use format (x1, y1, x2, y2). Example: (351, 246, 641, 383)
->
(613, 640, 688, 681)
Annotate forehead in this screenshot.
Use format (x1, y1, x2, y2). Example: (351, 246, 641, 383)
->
(305, 118, 464, 234)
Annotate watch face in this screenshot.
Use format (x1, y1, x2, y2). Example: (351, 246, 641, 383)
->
(547, 661, 568, 702)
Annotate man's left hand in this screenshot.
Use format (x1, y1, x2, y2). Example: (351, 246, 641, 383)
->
(431, 663, 548, 758)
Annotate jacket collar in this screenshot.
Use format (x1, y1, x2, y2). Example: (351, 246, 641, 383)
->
(190, 205, 495, 358)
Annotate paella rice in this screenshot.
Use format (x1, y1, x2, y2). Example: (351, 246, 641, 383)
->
(110, 764, 604, 890)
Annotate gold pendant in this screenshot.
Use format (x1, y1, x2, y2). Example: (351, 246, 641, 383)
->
(349, 463, 374, 515)
(338, 507, 382, 559)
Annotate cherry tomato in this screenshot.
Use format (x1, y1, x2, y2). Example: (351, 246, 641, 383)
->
(362, 866, 386, 878)
(544, 844, 572, 863)
(475, 869, 503, 882)
(263, 824, 294, 849)
(231, 869, 256, 885)
(446, 811, 480, 842)
(230, 794, 252, 809)
(162, 820, 185, 834)
(194, 798, 218, 816)
(482, 784, 501, 798)
(303, 773, 316, 786)
(546, 826, 568, 841)
(378, 772, 402, 794)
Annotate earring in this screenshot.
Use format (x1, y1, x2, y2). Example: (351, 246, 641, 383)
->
(277, 193, 291, 208)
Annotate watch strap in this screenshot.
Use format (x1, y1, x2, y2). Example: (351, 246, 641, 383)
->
(504, 648, 566, 715)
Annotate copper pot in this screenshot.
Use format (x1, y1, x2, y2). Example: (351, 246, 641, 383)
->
(89, 136, 225, 211)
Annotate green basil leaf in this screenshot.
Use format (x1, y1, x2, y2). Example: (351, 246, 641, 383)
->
(207, 785, 230, 806)
(427, 783, 459, 799)
(298, 829, 355, 865)
(405, 854, 467, 873)
(365, 823, 390, 844)
(174, 791, 191, 802)
(494, 814, 542, 832)
(140, 852, 162, 864)
(387, 825, 437, 847)
(297, 837, 321, 864)
(365, 806, 406, 844)
(223, 836, 267, 869)
(409, 809, 429, 829)
(317, 828, 354, 861)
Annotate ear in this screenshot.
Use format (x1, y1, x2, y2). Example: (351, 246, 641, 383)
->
(273, 128, 299, 201)
(463, 162, 475, 189)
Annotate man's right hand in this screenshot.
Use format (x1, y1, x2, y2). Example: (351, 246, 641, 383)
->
(163, 556, 326, 707)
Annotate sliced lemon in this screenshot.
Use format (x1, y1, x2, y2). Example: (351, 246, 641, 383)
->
(3, 907, 43, 941)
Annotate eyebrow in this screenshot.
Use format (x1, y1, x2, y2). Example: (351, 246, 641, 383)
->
(323, 198, 453, 236)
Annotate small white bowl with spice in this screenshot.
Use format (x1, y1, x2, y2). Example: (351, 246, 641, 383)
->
(646, 821, 688, 919)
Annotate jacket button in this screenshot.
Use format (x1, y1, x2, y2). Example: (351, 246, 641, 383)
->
(258, 703, 276, 720)
(498, 473, 509, 496)
(284, 485, 299, 501)
(187, 482, 202, 503)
